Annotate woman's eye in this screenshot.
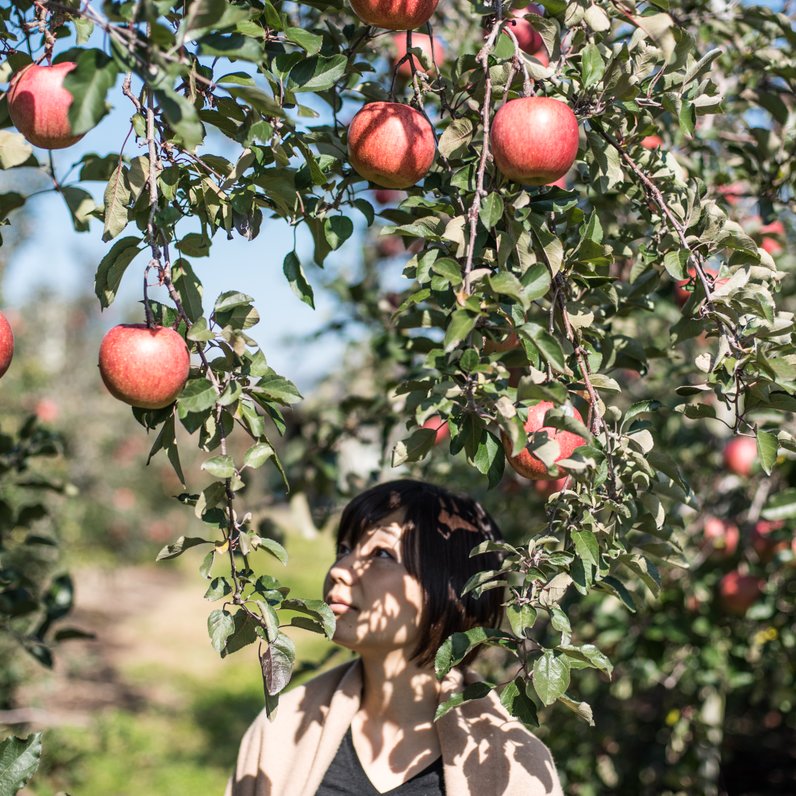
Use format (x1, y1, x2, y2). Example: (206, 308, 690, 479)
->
(373, 547, 396, 560)
(335, 545, 351, 559)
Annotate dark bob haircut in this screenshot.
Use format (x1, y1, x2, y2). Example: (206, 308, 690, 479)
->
(336, 479, 504, 668)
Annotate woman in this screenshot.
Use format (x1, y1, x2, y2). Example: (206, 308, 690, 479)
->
(226, 480, 563, 795)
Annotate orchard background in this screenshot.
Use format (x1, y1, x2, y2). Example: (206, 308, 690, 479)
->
(0, 0, 794, 793)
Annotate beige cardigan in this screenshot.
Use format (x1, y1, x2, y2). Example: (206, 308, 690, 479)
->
(225, 659, 564, 796)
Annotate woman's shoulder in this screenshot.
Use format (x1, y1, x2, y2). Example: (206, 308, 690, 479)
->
(437, 668, 564, 796)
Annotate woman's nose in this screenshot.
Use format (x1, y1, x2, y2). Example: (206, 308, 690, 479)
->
(328, 552, 357, 584)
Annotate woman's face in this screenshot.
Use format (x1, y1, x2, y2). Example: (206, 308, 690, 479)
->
(323, 509, 426, 661)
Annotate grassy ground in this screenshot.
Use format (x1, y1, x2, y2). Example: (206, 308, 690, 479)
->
(20, 529, 340, 795)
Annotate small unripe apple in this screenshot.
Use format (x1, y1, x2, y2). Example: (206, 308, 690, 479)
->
(723, 436, 757, 477)
(7, 62, 84, 150)
(349, 0, 439, 30)
(490, 97, 579, 185)
(504, 5, 543, 53)
(392, 33, 444, 78)
(0, 311, 14, 378)
(701, 515, 739, 558)
(348, 102, 436, 189)
(503, 400, 586, 480)
(751, 520, 787, 563)
(422, 415, 449, 445)
(718, 571, 761, 616)
(99, 324, 190, 409)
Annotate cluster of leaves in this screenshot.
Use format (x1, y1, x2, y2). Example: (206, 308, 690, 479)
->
(0, 415, 81, 792)
(0, 3, 793, 778)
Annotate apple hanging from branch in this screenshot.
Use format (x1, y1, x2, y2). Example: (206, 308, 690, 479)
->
(348, 102, 436, 189)
(503, 400, 586, 480)
(392, 32, 445, 79)
(718, 571, 761, 616)
(348, 0, 439, 30)
(490, 97, 579, 185)
(723, 435, 757, 477)
(0, 311, 14, 378)
(7, 62, 84, 150)
(98, 324, 190, 410)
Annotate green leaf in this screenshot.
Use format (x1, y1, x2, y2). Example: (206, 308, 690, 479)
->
(155, 87, 204, 149)
(756, 429, 778, 476)
(444, 310, 478, 352)
(61, 186, 96, 232)
(572, 529, 600, 568)
(438, 117, 474, 159)
(260, 632, 296, 695)
(324, 216, 354, 250)
(435, 627, 510, 679)
(479, 192, 504, 230)
(290, 54, 347, 93)
(506, 603, 537, 637)
(581, 42, 605, 88)
(283, 251, 315, 308)
(532, 650, 570, 706)
(243, 441, 275, 469)
(0, 131, 33, 168)
(254, 537, 288, 566)
(489, 272, 529, 310)
(94, 236, 141, 309)
(208, 608, 235, 653)
(500, 678, 539, 728)
(156, 536, 212, 561)
(663, 249, 689, 280)
(102, 164, 131, 241)
(202, 455, 236, 479)
(761, 488, 796, 522)
(435, 682, 492, 722)
(64, 49, 119, 135)
(178, 378, 218, 414)
(283, 598, 336, 639)
(0, 733, 43, 794)
(285, 27, 324, 55)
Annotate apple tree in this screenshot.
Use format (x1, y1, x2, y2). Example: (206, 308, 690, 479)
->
(0, 0, 794, 791)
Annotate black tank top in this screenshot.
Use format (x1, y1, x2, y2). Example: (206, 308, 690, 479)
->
(315, 727, 445, 795)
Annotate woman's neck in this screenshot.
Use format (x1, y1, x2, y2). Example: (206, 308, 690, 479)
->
(357, 651, 443, 728)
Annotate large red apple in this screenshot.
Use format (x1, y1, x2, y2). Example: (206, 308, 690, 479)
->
(701, 515, 739, 558)
(7, 62, 84, 150)
(0, 311, 14, 378)
(503, 400, 586, 480)
(641, 135, 663, 149)
(392, 33, 444, 78)
(718, 571, 761, 616)
(490, 97, 579, 185)
(504, 5, 543, 53)
(723, 436, 757, 477)
(348, 102, 436, 189)
(98, 324, 190, 409)
(349, 0, 439, 30)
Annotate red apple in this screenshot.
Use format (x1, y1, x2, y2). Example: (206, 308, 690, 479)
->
(717, 181, 746, 206)
(392, 33, 444, 78)
(723, 436, 757, 477)
(761, 237, 782, 255)
(751, 520, 787, 563)
(373, 188, 405, 205)
(490, 97, 579, 185)
(533, 476, 569, 498)
(718, 571, 761, 616)
(348, 102, 436, 189)
(640, 135, 663, 149)
(504, 5, 543, 53)
(7, 62, 84, 150)
(701, 515, 739, 558)
(422, 415, 449, 444)
(0, 311, 14, 378)
(529, 46, 550, 67)
(759, 220, 784, 236)
(35, 398, 60, 423)
(484, 331, 520, 354)
(376, 234, 406, 258)
(349, 0, 439, 30)
(503, 400, 586, 480)
(98, 324, 190, 409)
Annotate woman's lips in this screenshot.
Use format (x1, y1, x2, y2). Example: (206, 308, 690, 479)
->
(327, 597, 357, 614)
